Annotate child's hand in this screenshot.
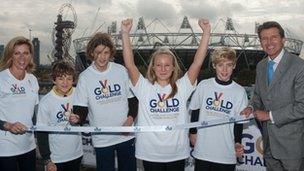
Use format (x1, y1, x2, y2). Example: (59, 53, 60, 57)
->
(122, 116, 134, 127)
(235, 142, 244, 157)
(121, 19, 133, 34)
(122, 116, 134, 136)
(69, 113, 80, 124)
(189, 133, 197, 147)
(198, 18, 211, 34)
(46, 160, 57, 171)
(241, 107, 253, 118)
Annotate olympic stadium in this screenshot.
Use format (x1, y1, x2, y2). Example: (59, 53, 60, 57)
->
(48, 3, 303, 86)
(72, 16, 303, 86)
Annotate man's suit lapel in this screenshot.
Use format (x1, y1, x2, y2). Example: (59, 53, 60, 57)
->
(259, 59, 268, 90)
(268, 51, 290, 90)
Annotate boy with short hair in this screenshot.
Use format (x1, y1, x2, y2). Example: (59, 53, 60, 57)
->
(37, 60, 83, 171)
(189, 47, 248, 171)
(71, 32, 137, 171)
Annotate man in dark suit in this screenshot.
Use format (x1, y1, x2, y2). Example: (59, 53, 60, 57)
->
(242, 21, 304, 171)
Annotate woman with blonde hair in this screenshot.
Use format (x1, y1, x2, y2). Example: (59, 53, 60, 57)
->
(0, 36, 39, 171)
(121, 18, 210, 171)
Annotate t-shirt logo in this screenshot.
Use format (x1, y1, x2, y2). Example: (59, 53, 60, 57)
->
(213, 92, 223, 106)
(56, 103, 71, 123)
(205, 91, 233, 115)
(94, 80, 122, 100)
(149, 93, 179, 113)
(157, 93, 167, 108)
(99, 80, 109, 94)
(10, 84, 25, 95)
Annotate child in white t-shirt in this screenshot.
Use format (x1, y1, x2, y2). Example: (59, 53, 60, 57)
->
(71, 32, 138, 171)
(37, 61, 83, 171)
(121, 18, 210, 171)
(189, 47, 248, 171)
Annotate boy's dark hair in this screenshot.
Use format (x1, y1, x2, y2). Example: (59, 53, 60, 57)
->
(86, 32, 116, 61)
(51, 60, 75, 81)
(257, 21, 285, 39)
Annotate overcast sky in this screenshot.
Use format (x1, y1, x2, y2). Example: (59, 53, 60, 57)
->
(1, 0, 303, 64)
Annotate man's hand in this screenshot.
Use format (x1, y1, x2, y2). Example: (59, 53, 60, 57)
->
(254, 110, 270, 121)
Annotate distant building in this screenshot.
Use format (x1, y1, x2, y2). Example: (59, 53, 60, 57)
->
(32, 37, 40, 66)
(0, 44, 4, 60)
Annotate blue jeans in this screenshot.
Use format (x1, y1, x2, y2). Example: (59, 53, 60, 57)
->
(95, 138, 136, 171)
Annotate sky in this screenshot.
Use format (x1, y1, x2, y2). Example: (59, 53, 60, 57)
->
(1, 0, 304, 64)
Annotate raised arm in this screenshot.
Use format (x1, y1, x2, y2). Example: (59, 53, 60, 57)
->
(187, 18, 211, 84)
(121, 19, 140, 86)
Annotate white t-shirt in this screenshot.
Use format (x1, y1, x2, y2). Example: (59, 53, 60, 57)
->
(36, 88, 83, 163)
(131, 74, 195, 162)
(73, 62, 134, 147)
(189, 78, 248, 164)
(0, 69, 39, 156)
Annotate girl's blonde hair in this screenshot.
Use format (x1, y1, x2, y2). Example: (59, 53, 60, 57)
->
(146, 48, 181, 98)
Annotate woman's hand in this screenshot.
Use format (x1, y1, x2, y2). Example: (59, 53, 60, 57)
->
(4, 121, 27, 134)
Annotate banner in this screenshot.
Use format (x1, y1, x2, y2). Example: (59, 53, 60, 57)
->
(28, 115, 252, 133)
(236, 120, 266, 171)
